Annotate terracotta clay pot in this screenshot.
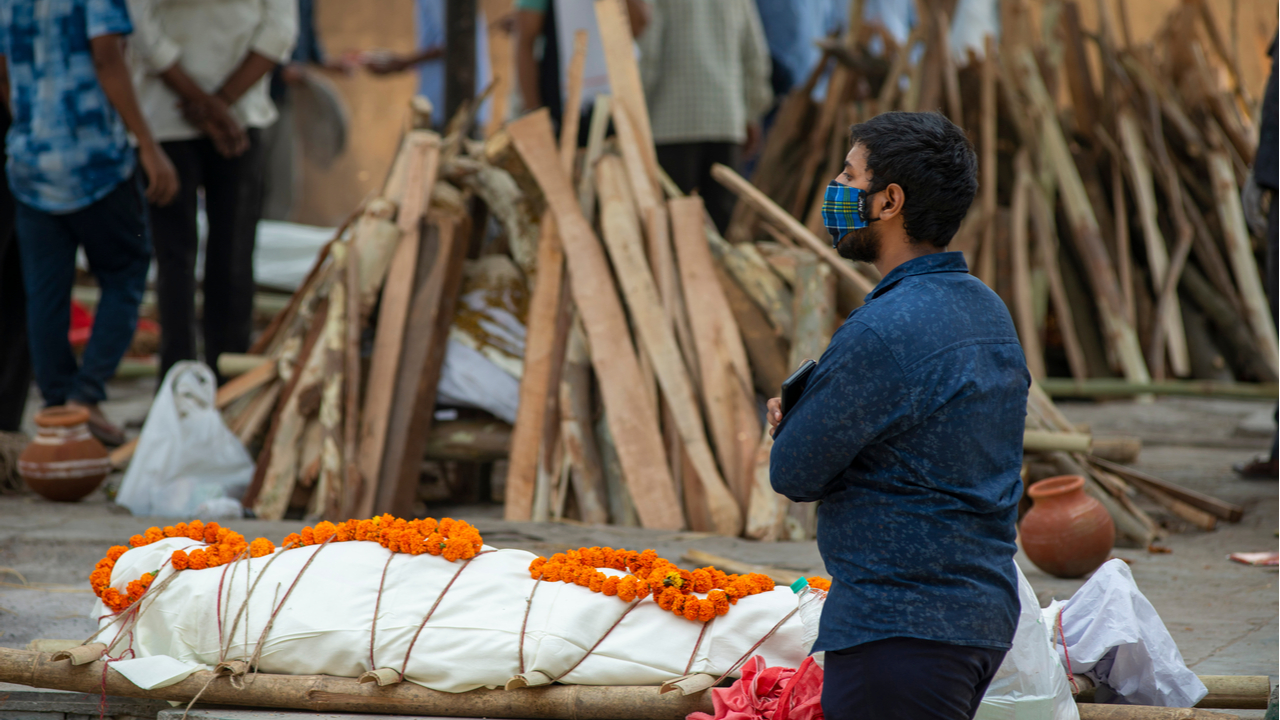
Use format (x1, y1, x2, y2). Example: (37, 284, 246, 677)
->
(18, 406, 111, 502)
(1019, 474, 1115, 579)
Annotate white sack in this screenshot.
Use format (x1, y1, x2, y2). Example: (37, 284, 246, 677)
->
(96, 538, 808, 692)
(115, 363, 253, 519)
(976, 563, 1079, 720)
(1042, 559, 1207, 707)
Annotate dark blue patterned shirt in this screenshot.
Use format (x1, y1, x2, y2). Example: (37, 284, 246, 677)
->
(771, 251, 1028, 653)
(0, 0, 136, 213)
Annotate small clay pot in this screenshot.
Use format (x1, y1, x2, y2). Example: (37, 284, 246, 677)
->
(1020, 474, 1115, 579)
(18, 406, 111, 502)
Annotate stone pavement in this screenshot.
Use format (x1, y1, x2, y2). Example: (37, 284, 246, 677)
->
(0, 391, 1276, 714)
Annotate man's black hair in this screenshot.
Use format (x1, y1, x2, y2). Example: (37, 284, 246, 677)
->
(847, 111, 977, 247)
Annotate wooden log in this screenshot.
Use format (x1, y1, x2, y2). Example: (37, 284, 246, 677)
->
(1112, 159, 1135, 326)
(559, 29, 588, 174)
(594, 0, 659, 182)
(1206, 151, 1279, 376)
(233, 381, 282, 447)
(597, 155, 741, 536)
(672, 197, 761, 509)
(1181, 266, 1277, 382)
(711, 163, 875, 297)
(0, 649, 714, 720)
(717, 241, 793, 339)
(715, 262, 790, 398)
(355, 132, 441, 518)
(421, 419, 512, 461)
(1010, 150, 1045, 380)
(1194, 675, 1272, 710)
(1012, 49, 1150, 385)
(1090, 436, 1142, 465)
(509, 110, 684, 530)
(450, 158, 540, 280)
(559, 320, 609, 525)
(744, 428, 786, 541)
(1038, 377, 1278, 400)
(1129, 478, 1218, 531)
(1076, 706, 1241, 720)
(216, 353, 268, 378)
(1089, 456, 1244, 523)
(681, 549, 803, 586)
(376, 213, 470, 516)
(978, 35, 998, 288)
(1023, 430, 1091, 453)
(1117, 108, 1190, 377)
(309, 247, 348, 520)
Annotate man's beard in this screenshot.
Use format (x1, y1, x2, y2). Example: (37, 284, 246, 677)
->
(836, 223, 882, 263)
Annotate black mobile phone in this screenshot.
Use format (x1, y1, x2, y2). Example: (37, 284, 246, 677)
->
(780, 359, 817, 415)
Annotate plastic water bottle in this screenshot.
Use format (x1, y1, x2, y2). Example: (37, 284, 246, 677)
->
(790, 577, 827, 668)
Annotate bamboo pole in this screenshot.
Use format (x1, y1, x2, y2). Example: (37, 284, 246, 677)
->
(978, 35, 998, 288)
(1010, 150, 1045, 379)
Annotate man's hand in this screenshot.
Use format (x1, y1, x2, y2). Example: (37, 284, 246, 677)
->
(744, 122, 762, 158)
(180, 95, 248, 157)
(138, 142, 179, 206)
(767, 396, 783, 438)
(1242, 178, 1270, 237)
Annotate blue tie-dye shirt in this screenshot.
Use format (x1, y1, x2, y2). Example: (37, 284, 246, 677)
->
(771, 251, 1029, 653)
(0, 0, 137, 213)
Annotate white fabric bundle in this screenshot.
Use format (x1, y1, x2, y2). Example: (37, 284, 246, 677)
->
(95, 538, 808, 692)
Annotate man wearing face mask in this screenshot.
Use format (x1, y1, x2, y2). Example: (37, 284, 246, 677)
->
(766, 111, 1029, 719)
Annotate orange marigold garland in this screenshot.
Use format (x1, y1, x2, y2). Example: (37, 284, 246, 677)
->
(806, 577, 831, 592)
(528, 547, 773, 623)
(92, 521, 249, 614)
(281, 516, 483, 562)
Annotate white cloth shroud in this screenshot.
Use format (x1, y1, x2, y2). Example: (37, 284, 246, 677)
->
(95, 538, 809, 692)
(1042, 559, 1207, 707)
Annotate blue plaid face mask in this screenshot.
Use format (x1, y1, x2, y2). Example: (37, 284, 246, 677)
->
(820, 181, 874, 248)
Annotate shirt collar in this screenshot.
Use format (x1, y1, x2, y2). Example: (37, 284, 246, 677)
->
(866, 251, 970, 301)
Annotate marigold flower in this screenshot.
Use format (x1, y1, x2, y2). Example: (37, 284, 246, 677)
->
(187, 549, 208, 570)
(171, 550, 190, 570)
(683, 599, 702, 621)
(807, 577, 831, 592)
(601, 576, 620, 596)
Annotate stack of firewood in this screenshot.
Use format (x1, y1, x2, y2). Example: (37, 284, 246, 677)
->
(734, 0, 1277, 389)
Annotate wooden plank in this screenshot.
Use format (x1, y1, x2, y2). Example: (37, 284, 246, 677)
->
(508, 110, 684, 530)
(559, 319, 609, 524)
(1089, 456, 1244, 523)
(715, 262, 790, 398)
(309, 247, 349, 520)
(1207, 151, 1279, 376)
(577, 94, 611, 220)
(559, 29, 588, 173)
(1117, 108, 1190, 377)
(1010, 150, 1045, 380)
(376, 214, 470, 516)
(978, 35, 998, 288)
(711, 163, 875, 296)
(341, 234, 363, 518)
(1011, 48, 1150, 385)
(671, 196, 761, 510)
(1029, 182, 1087, 381)
(783, 252, 835, 540)
(744, 428, 785, 540)
(355, 132, 441, 518)
(596, 155, 741, 536)
(594, 0, 659, 182)
(234, 381, 281, 447)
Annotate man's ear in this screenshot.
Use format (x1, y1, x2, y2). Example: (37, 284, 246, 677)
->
(878, 183, 905, 221)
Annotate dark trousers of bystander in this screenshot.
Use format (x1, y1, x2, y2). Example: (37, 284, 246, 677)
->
(656, 142, 741, 235)
(1267, 197, 1277, 463)
(15, 174, 150, 407)
(821, 636, 1006, 720)
(0, 105, 31, 431)
(151, 130, 265, 384)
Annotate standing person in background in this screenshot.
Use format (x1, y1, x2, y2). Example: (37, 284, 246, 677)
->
(513, 0, 649, 137)
(1236, 35, 1277, 479)
(363, 0, 492, 129)
(0, 102, 29, 436)
(127, 0, 297, 384)
(0, 0, 178, 446)
(637, 0, 772, 233)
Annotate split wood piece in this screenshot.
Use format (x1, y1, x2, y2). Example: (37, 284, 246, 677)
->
(216, 353, 268, 378)
(718, 241, 793, 339)
(1181, 267, 1278, 383)
(1119, 55, 1205, 159)
(0, 648, 716, 720)
(783, 252, 835, 540)
(356, 132, 441, 518)
(1010, 150, 1044, 380)
(596, 155, 741, 536)
(977, 34, 997, 288)
(350, 199, 402, 319)
(450, 158, 540, 281)
(376, 214, 470, 516)
(340, 234, 363, 518)
(790, 64, 849, 218)
(1012, 49, 1150, 385)
(597, 414, 640, 526)
(594, 0, 659, 185)
(1029, 184, 1087, 380)
(1206, 151, 1279, 376)
(421, 419, 512, 462)
(672, 196, 761, 510)
(711, 163, 875, 297)
(560, 29, 588, 175)
(309, 262, 348, 519)
(1181, 190, 1245, 318)
(681, 549, 803, 586)
(715, 262, 790, 398)
(1089, 456, 1244, 523)
(559, 319, 609, 524)
(578, 93, 612, 221)
(1076, 706, 1242, 720)
(1039, 377, 1280, 401)
(1059, 5, 1098, 138)
(233, 381, 282, 447)
(253, 301, 332, 520)
(1112, 159, 1135, 327)
(1127, 477, 1218, 531)
(1090, 436, 1142, 465)
(110, 358, 279, 469)
(509, 110, 684, 530)
(1117, 108, 1190, 377)
(744, 428, 786, 541)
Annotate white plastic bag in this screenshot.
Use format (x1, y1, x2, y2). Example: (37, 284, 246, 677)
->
(115, 362, 254, 518)
(976, 562, 1079, 720)
(1043, 559, 1207, 707)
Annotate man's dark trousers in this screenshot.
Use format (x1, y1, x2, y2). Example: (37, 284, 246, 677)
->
(0, 104, 31, 431)
(151, 130, 265, 384)
(15, 175, 150, 407)
(656, 142, 741, 235)
(822, 636, 1006, 720)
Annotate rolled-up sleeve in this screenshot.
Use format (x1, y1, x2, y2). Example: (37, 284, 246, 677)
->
(125, 0, 181, 72)
(769, 323, 913, 501)
(250, 0, 298, 64)
(740, 0, 773, 121)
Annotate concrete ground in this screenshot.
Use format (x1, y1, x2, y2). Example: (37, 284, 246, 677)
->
(1, 382, 1276, 713)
